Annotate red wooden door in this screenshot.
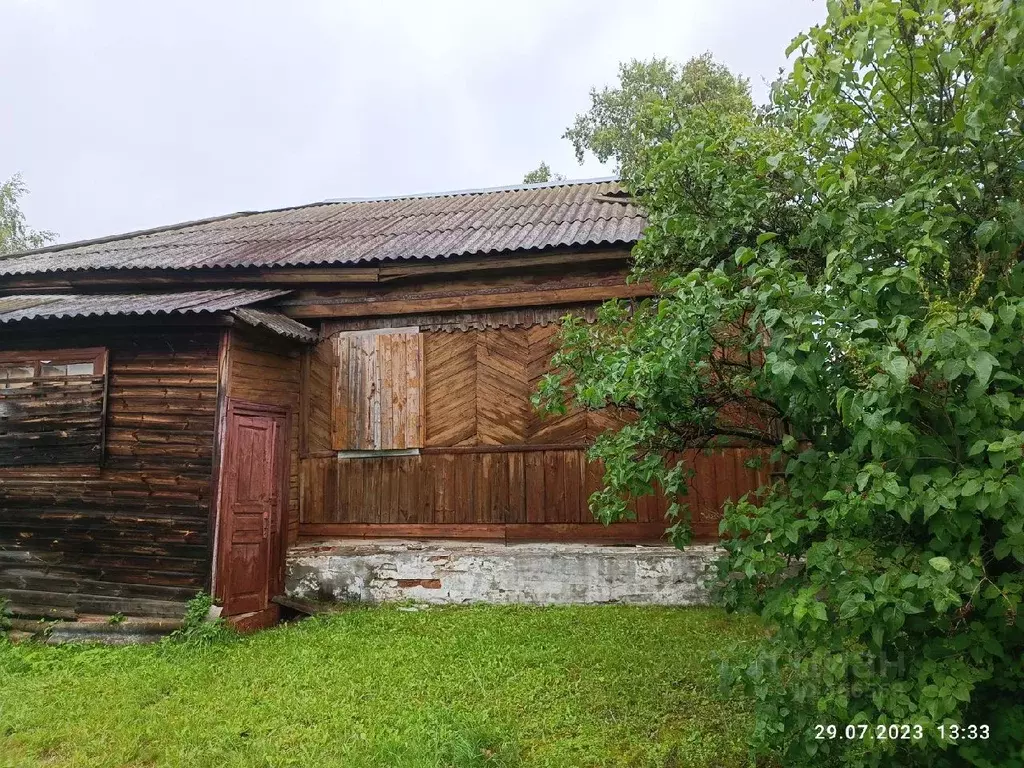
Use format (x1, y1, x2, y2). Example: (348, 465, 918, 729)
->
(217, 401, 288, 616)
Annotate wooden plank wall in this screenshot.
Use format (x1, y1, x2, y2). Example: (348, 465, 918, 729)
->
(303, 334, 333, 454)
(281, 264, 650, 319)
(332, 330, 424, 450)
(0, 330, 220, 618)
(0, 374, 107, 465)
(300, 447, 771, 541)
(226, 329, 302, 545)
(299, 324, 771, 542)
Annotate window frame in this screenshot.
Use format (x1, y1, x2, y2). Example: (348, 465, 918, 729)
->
(0, 347, 108, 380)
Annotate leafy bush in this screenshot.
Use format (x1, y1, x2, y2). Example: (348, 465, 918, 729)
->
(165, 592, 231, 646)
(540, 1, 1024, 764)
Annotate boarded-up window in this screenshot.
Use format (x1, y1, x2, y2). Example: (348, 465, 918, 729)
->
(0, 347, 109, 466)
(332, 330, 424, 450)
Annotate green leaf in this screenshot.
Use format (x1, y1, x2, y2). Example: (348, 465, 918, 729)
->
(973, 351, 998, 388)
(929, 557, 951, 573)
(734, 246, 756, 266)
(756, 232, 778, 246)
(961, 479, 982, 497)
(774, 360, 796, 386)
(943, 359, 965, 381)
(976, 220, 999, 248)
(785, 32, 807, 56)
(938, 49, 964, 71)
(998, 304, 1016, 327)
(885, 356, 912, 386)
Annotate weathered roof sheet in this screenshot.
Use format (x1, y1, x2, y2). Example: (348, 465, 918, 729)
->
(230, 308, 318, 343)
(0, 178, 642, 277)
(0, 289, 288, 324)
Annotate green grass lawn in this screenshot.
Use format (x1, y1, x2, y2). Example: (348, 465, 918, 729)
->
(0, 606, 762, 768)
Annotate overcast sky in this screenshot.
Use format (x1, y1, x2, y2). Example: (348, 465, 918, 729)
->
(2, 0, 823, 245)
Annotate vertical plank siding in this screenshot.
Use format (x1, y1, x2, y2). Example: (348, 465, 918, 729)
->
(300, 447, 772, 541)
(331, 330, 424, 450)
(0, 331, 220, 618)
(226, 329, 302, 546)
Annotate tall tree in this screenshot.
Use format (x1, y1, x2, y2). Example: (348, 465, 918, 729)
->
(540, 1, 1024, 765)
(0, 174, 54, 255)
(522, 162, 565, 184)
(563, 52, 752, 174)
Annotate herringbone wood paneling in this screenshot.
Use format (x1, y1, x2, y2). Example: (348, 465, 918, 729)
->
(525, 324, 589, 444)
(424, 325, 596, 448)
(477, 329, 531, 445)
(424, 332, 477, 446)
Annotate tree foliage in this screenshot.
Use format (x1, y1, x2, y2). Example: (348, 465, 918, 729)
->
(563, 52, 752, 173)
(0, 173, 54, 256)
(522, 162, 565, 184)
(540, 1, 1024, 764)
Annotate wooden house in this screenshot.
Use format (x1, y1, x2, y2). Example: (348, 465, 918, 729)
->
(0, 179, 770, 625)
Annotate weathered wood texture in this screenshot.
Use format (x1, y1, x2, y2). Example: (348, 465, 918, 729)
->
(299, 448, 771, 541)
(0, 374, 107, 465)
(303, 336, 334, 454)
(299, 322, 769, 542)
(281, 265, 653, 319)
(225, 329, 301, 546)
(332, 330, 423, 450)
(0, 330, 220, 619)
(424, 325, 607, 446)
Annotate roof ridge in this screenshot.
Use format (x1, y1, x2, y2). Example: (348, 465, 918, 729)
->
(1, 177, 622, 261)
(320, 176, 620, 204)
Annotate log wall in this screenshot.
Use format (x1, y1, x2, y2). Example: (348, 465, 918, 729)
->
(0, 329, 220, 618)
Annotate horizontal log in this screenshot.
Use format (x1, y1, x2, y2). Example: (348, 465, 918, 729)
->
(0, 570, 201, 601)
(0, 250, 628, 293)
(285, 282, 655, 319)
(299, 523, 505, 540)
(420, 443, 590, 455)
(505, 523, 671, 542)
(296, 522, 682, 543)
(0, 330, 222, 619)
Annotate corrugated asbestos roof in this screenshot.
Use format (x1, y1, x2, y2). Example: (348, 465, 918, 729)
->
(0, 289, 288, 324)
(230, 308, 318, 343)
(0, 179, 642, 276)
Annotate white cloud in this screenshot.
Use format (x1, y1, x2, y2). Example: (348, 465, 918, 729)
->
(0, 0, 824, 243)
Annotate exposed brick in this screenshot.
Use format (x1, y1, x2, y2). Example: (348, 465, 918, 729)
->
(397, 578, 442, 589)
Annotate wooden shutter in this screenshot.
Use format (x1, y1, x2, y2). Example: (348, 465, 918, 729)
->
(332, 329, 424, 450)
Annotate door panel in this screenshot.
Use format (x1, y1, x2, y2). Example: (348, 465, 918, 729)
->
(217, 402, 288, 616)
